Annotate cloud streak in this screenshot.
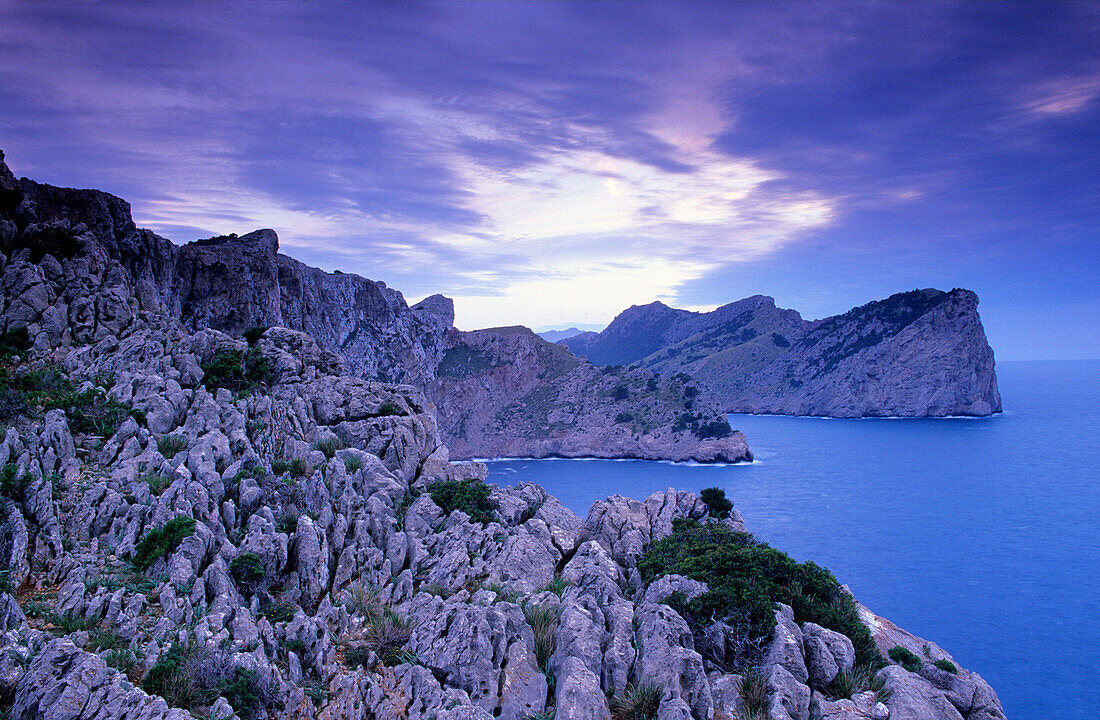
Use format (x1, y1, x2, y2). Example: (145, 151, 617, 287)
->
(0, 1, 1096, 355)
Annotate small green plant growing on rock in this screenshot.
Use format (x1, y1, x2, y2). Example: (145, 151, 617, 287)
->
(200, 348, 272, 393)
(144, 473, 173, 497)
(157, 434, 188, 457)
(610, 680, 663, 720)
(0, 462, 27, 500)
(131, 516, 196, 571)
(638, 518, 881, 669)
(699, 487, 733, 519)
(377, 401, 400, 416)
(259, 601, 296, 625)
(0, 327, 31, 361)
(739, 670, 768, 716)
(343, 455, 363, 473)
(344, 645, 372, 669)
(270, 459, 290, 476)
(427, 478, 497, 525)
(230, 552, 265, 587)
(615, 412, 634, 424)
(288, 457, 310, 478)
(242, 326, 267, 346)
(276, 511, 299, 536)
(523, 603, 560, 673)
(889, 645, 922, 672)
(313, 436, 345, 459)
(538, 576, 570, 598)
(933, 658, 958, 674)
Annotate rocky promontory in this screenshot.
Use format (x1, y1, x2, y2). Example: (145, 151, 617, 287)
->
(0, 152, 747, 463)
(563, 291, 1002, 418)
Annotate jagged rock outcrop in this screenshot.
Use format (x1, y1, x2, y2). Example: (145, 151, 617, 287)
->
(563, 290, 1002, 418)
(0, 151, 749, 463)
(0, 149, 1004, 719)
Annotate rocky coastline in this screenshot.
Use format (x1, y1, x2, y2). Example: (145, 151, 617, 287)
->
(0, 151, 1005, 719)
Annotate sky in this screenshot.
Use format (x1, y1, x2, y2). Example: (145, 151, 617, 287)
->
(0, 1, 1097, 360)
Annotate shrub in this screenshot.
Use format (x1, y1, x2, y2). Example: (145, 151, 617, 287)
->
(699, 487, 733, 519)
(270, 459, 290, 476)
(538, 576, 569, 598)
(694, 419, 733, 440)
(377, 401, 399, 417)
(313, 436, 345, 459)
(933, 658, 958, 674)
(89, 627, 124, 651)
(131, 516, 196, 571)
(615, 412, 634, 424)
(610, 681, 663, 720)
(889, 645, 922, 672)
(394, 488, 420, 530)
(276, 511, 299, 536)
(358, 610, 414, 667)
(739, 670, 769, 714)
(288, 457, 309, 478)
(242, 326, 267, 346)
(523, 604, 560, 670)
(0, 327, 31, 360)
(428, 478, 497, 525)
(345, 645, 373, 669)
(344, 455, 363, 472)
(0, 462, 27, 500)
(157, 435, 188, 457)
(259, 601, 296, 625)
(230, 553, 265, 586)
(610, 384, 630, 401)
(638, 518, 881, 668)
(341, 582, 383, 620)
(144, 473, 173, 497)
(105, 648, 137, 674)
(143, 642, 268, 718)
(420, 582, 450, 598)
(200, 348, 272, 393)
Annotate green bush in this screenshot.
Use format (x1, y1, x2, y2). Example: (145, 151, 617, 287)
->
(615, 412, 634, 424)
(345, 645, 372, 669)
(538, 576, 569, 597)
(428, 478, 497, 525)
(0, 327, 31, 361)
(0, 462, 27, 500)
(933, 658, 958, 674)
(699, 487, 733, 519)
(694, 419, 733, 440)
(610, 681, 663, 720)
(313, 436, 345, 459)
(344, 455, 363, 473)
(739, 670, 769, 715)
(230, 553, 265, 586)
(523, 604, 560, 670)
(889, 645, 922, 672)
(276, 511, 299, 536)
(270, 459, 290, 476)
(0, 363, 140, 435)
(143, 642, 267, 718)
(144, 473, 173, 496)
(242, 326, 267, 346)
(200, 348, 272, 393)
(288, 457, 309, 478)
(638, 518, 881, 668)
(610, 384, 630, 401)
(131, 516, 196, 571)
(377, 401, 400, 416)
(157, 434, 188, 457)
(259, 601, 296, 624)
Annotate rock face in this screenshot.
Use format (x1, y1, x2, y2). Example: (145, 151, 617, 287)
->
(563, 290, 1002, 418)
(0, 151, 749, 463)
(0, 149, 1004, 719)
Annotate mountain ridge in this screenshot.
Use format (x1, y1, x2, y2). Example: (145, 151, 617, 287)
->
(562, 289, 1002, 417)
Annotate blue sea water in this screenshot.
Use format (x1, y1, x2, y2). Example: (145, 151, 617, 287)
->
(488, 360, 1099, 719)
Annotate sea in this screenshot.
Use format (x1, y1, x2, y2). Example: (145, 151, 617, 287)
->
(487, 360, 1099, 719)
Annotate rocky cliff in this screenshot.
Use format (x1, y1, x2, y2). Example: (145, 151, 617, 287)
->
(0, 149, 1005, 719)
(0, 151, 748, 463)
(563, 291, 1002, 418)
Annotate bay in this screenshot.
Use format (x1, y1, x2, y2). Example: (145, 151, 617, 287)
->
(488, 360, 1100, 718)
